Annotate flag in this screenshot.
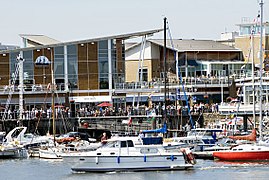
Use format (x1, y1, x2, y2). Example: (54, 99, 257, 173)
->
(147, 116, 155, 122)
(128, 116, 132, 126)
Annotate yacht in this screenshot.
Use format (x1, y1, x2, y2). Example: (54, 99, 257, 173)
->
(65, 136, 195, 172)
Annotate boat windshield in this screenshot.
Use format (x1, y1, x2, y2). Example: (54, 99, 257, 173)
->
(102, 141, 119, 148)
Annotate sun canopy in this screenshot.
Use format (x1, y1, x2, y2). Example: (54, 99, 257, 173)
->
(142, 123, 167, 134)
(97, 102, 113, 107)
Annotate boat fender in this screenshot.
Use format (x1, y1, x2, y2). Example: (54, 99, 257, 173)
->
(185, 149, 196, 165)
(144, 155, 147, 162)
(180, 148, 196, 165)
(96, 157, 99, 164)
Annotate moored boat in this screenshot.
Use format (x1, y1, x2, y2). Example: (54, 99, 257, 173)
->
(0, 145, 28, 159)
(213, 144, 269, 161)
(67, 136, 196, 172)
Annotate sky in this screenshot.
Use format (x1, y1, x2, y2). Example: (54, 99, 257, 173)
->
(0, 0, 269, 46)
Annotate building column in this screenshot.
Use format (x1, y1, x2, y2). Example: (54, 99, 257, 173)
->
(108, 39, 113, 100)
(64, 45, 69, 92)
(176, 51, 179, 81)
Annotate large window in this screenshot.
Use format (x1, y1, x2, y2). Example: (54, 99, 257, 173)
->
(98, 40, 109, 89)
(240, 26, 251, 36)
(54, 46, 64, 79)
(67, 45, 78, 89)
(9, 52, 20, 82)
(23, 50, 34, 81)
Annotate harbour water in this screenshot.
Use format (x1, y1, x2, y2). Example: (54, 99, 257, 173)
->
(0, 158, 268, 180)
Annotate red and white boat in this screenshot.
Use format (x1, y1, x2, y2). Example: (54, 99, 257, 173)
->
(213, 144, 269, 161)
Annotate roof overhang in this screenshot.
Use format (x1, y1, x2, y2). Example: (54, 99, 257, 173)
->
(0, 29, 163, 54)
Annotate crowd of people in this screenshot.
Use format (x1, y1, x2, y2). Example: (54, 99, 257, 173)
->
(0, 102, 219, 120)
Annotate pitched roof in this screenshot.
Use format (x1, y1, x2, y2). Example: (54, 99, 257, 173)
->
(0, 29, 163, 54)
(19, 34, 61, 46)
(148, 39, 240, 52)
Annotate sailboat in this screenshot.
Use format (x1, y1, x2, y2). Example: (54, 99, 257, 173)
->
(38, 53, 100, 159)
(213, 0, 269, 161)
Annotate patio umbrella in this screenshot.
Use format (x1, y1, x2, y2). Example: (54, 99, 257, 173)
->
(97, 102, 112, 107)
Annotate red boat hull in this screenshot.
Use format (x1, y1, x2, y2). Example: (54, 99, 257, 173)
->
(213, 151, 269, 161)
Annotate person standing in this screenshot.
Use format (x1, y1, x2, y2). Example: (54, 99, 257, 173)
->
(101, 132, 108, 145)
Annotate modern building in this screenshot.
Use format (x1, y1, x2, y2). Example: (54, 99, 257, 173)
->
(0, 43, 19, 51)
(125, 38, 248, 104)
(218, 18, 269, 116)
(0, 29, 162, 111)
(234, 18, 269, 69)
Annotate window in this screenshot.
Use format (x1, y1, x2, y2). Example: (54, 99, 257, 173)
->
(127, 140, 134, 147)
(121, 141, 127, 148)
(23, 50, 34, 80)
(139, 68, 148, 81)
(54, 46, 64, 79)
(10, 52, 20, 80)
(98, 40, 109, 89)
(67, 45, 78, 89)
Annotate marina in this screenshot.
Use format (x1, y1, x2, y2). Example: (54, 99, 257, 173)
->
(1, 0, 269, 179)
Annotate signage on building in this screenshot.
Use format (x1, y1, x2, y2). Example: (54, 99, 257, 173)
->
(70, 96, 112, 103)
(35, 56, 51, 66)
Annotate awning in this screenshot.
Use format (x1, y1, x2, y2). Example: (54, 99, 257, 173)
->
(178, 60, 199, 66)
(142, 123, 167, 134)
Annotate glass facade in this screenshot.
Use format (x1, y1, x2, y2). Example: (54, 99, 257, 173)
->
(112, 39, 125, 87)
(54, 46, 64, 79)
(5, 38, 124, 93)
(98, 40, 109, 89)
(239, 25, 269, 36)
(67, 45, 78, 89)
(9, 52, 20, 83)
(23, 50, 34, 83)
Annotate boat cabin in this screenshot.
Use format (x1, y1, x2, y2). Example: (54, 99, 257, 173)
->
(187, 128, 223, 144)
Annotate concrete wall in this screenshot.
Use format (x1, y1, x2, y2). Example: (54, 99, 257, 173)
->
(235, 35, 269, 65)
(125, 59, 152, 82)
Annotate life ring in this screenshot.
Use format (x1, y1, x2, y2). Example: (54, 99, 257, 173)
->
(180, 148, 196, 165)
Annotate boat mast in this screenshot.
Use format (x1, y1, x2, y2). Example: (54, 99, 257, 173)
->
(259, 0, 264, 140)
(163, 17, 167, 124)
(18, 53, 24, 126)
(51, 49, 56, 145)
(251, 27, 256, 128)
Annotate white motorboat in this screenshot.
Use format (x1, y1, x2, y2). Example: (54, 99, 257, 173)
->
(0, 144, 28, 159)
(3, 126, 52, 157)
(39, 140, 101, 159)
(65, 136, 195, 172)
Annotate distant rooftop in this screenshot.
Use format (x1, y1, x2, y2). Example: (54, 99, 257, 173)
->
(0, 43, 19, 51)
(148, 39, 240, 52)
